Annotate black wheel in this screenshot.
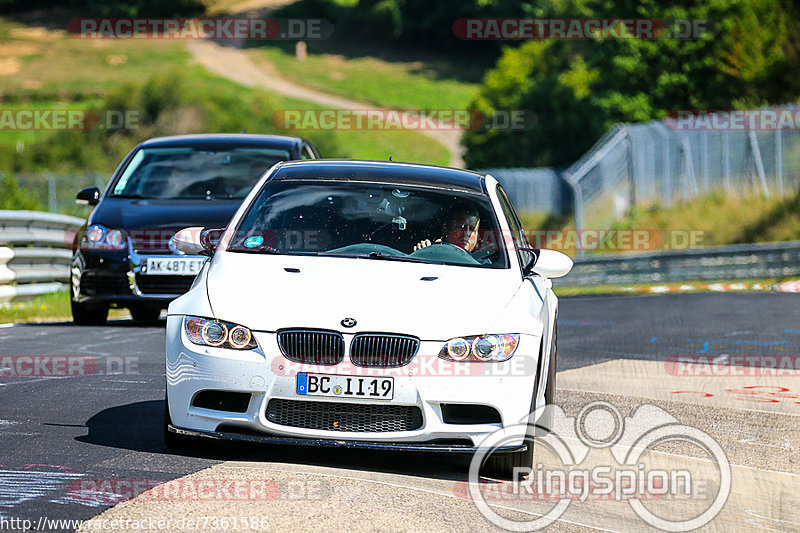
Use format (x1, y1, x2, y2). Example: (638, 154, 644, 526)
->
(70, 284, 108, 326)
(539, 315, 557, 436)
(163, 391, 195, 450)
(130, 304, 162, 325)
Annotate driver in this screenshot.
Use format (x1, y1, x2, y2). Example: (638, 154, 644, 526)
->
(413, 204, 480, 252)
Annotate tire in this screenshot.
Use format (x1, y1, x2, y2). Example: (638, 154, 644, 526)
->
(130, 304, 162, 325)
(539, 315, 557, 436)
(70, 284, 108, 326)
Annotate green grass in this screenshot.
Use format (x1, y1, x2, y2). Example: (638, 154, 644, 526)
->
(151, 64, 451, 165)
(514, 189, 800, 259)
(615, 191, 800, 246)
(248, 46, 479, 111)
(0, 20, 189, 95)
(0, 291, 128, 323)
(0, 16, 449, 171)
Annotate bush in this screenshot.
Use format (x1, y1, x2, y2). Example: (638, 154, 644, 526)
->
(0, 174, 42, 210)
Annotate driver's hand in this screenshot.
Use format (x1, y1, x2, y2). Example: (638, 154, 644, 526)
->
(413, 239, 432, 252)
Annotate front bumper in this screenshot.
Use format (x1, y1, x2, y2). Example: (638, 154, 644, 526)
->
(166, 315, 542, 448)
(72, 244, 202, 305)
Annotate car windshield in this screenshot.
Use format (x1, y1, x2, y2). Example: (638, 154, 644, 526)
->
(111, 147, 291, 200)
(229, 180, 509, 268)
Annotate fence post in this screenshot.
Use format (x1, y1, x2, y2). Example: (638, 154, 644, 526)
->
(45, 170, 56, 212)
(701, 131, 709, 191)
(655, 125, 672, 207)
(680, 138, 699, 200)
(748, 130, 770, 196)
(623, 125, 636, 215)
(775, 128, 783, 196)
(722, 130, 731, 192)
(572, 185, 584, 260)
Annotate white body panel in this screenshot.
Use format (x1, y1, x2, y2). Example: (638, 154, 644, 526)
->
(165, 164, 567, 449)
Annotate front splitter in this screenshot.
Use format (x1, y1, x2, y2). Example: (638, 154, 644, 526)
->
(168, 425, 527, 454)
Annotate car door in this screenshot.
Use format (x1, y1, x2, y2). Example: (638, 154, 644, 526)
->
(495, 184, 556, 424)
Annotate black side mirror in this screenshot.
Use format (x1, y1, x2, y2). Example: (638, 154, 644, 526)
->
(519, 247, 540, 276)
(76, 187, 101, 206)
(199, 228, 225, 257)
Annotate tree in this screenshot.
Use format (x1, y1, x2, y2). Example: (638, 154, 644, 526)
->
(464, 0, 800, 168)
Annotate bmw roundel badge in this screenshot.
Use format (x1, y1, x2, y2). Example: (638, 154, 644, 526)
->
(341, 318, 357, 328)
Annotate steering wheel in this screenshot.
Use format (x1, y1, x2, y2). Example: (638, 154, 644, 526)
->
(410, 242, 480, 265)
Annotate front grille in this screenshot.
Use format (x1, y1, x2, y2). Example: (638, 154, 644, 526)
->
(266, 399, 422, 432)
(350, 334, 420, 367)
(130, 229, 181, 254)
(135, 274, 194, 295)
(277, 330, 344, 365)
(80, 273, 130, 295)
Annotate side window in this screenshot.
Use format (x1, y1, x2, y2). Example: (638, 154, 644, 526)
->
(496, 185, 534, 273)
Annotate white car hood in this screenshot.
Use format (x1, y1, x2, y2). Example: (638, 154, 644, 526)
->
(205, 252, 522, 340)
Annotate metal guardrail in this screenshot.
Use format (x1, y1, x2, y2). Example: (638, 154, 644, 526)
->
(1, 211, 798, 300)
(0, 210, 83, 302)
(555, 240, 800, 287)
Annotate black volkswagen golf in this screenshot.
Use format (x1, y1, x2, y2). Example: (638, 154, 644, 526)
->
(70, 133, 320, 325)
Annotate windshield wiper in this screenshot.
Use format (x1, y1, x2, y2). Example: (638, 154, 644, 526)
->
(320, 251, 439, 264)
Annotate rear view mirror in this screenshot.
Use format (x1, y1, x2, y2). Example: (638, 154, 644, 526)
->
(169, 227, 205, 255)
(76, 187, 100, 205)
(531, 249, 573, 278)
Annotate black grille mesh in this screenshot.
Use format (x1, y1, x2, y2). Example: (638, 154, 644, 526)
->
(266, 399, 423, 432)
(350, 334, 420, 367)
(80, 273, 130, 295)
(277, 330, 345, 365)
(135, 274, 194, 295)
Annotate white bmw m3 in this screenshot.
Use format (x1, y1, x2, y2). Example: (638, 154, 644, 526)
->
(164, 159, 572, 474)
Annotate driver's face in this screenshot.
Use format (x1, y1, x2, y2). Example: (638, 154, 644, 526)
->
(445, 213, 480, 252)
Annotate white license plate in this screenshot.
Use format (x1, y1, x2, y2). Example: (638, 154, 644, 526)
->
(143, 257, 206, 276)
(296, 373, 394, 400)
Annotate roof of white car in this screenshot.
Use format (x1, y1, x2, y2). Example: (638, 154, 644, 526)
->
(270, 159, 487, 194)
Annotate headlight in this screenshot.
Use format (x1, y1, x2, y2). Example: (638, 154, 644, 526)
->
(82, 224, 127, 251)
(184, 316, 258, 350)
(439, 334, 519, 362)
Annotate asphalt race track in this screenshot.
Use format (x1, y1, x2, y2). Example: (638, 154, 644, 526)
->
(0, 292, 798, 532)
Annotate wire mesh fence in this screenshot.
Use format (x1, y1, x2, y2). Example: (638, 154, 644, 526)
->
(564, 108, 800, 256)
(479, 167, 572, 215)
(10, 172, 108, 216)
